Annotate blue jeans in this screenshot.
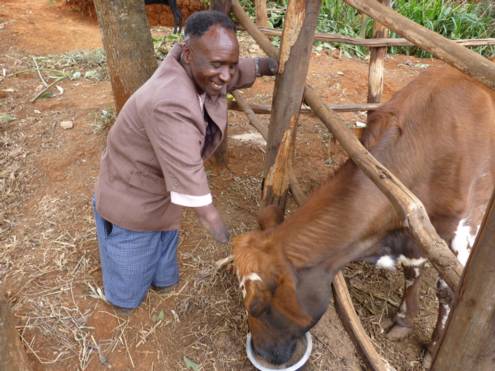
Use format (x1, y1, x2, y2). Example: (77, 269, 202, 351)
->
(93, 198, 179, 309)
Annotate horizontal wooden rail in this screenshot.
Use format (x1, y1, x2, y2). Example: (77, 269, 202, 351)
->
(259, 27, 495, 48)
(228, 100, 380, 114)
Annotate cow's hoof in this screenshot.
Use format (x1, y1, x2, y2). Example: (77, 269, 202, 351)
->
(386, 324, 412, 340)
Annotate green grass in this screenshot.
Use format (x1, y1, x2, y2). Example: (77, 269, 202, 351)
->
(240, 0, 495, 58)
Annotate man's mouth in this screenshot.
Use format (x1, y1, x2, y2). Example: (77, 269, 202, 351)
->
(210, 81, 224, 91)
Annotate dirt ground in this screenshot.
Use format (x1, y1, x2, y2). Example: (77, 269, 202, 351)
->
(1, 1, 448, 370)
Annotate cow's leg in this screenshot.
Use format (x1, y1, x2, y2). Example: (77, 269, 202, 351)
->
(422, 278, 454, 368)
(387, 261, 425, 340)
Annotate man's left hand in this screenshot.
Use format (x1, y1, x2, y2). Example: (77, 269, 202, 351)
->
(257, 57, 278, 76)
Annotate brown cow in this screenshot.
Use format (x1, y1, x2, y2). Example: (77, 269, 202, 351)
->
(233, 65, 495, 365)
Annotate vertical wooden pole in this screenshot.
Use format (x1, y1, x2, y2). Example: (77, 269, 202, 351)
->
(255, 0, 269, 28)
(0, 290, 31, 371)
(262, 0, 321, 210)
(432, 191, 495, 370)
(367, 0, 390, 104)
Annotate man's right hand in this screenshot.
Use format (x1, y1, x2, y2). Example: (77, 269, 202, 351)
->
(194, 204, 230, 244)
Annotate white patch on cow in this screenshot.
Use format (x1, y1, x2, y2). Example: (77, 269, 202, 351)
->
(440, 304, 451, 329)
(413, 267, 420, 277)
(438, 279, 448, 290)
(231, 132, 266, 146)
(239, 272, 263, 298)
(397, 255, 426, 267)
(405, 279, 414, 288)
(451, 219, 478, 266)
(376, 255, 396, 270)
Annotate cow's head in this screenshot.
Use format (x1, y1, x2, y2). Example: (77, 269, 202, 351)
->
(233, 206, 333, 365)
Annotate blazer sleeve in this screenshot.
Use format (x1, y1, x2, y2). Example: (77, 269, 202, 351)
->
(145, 99, 211, 197)
(227, 58, 257, 92)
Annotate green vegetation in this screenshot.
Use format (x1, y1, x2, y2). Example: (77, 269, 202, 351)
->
(240, 0, 495, 58)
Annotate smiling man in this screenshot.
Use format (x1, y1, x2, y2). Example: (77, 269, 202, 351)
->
(93, 10, 277, 312)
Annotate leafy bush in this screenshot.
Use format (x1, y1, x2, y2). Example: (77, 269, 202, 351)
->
(241, 0, 495, 58)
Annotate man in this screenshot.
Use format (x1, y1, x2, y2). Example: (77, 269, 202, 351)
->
(93, 10, 277, 311)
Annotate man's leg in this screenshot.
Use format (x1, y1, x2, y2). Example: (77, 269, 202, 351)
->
(152, 230, 180, 290)
(93, 200, 161, 309)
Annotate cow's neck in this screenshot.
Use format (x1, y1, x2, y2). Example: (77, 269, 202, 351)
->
(275, 162, 399, 271)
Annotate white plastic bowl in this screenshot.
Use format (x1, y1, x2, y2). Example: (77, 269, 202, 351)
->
(246, 332, 313, 371)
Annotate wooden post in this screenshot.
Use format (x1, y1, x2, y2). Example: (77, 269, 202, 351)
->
(93, 0, 157, 112)
(262, 0, 320, 210)
(432, 191, 495, 370)
(367, 0, 390, 104)
(0, 290, 31, 371)
(343, 0, 495, 91)
(255, 0, 269, 28)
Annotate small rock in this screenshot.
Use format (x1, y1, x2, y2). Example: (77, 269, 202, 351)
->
(60, 120, 74, 129)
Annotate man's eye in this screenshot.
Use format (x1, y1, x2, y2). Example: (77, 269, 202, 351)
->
(211, 62, 222, 68)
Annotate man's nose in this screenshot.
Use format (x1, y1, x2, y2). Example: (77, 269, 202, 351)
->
(218, 66, 232, 83)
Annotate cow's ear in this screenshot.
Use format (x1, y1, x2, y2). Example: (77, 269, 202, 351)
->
(257, 205, 284, 230)
(245, 280, 273, 317)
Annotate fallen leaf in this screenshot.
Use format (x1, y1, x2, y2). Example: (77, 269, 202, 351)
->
(183, 356, 200, 371)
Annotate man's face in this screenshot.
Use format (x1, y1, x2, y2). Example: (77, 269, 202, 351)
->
(183, 25, 239, 97)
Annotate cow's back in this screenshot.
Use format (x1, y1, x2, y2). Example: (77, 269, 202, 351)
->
(364, 66, 495, 240)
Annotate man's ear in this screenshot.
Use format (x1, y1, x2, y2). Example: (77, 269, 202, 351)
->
(182, 42, 191, 64)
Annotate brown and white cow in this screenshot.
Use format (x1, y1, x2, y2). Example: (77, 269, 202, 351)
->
(233, 65, 495, 365)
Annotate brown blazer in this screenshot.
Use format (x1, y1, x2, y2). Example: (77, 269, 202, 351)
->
(95, 44, 256, 231)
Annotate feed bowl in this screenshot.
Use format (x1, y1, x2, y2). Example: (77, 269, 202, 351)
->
(246, 332, 313, 371)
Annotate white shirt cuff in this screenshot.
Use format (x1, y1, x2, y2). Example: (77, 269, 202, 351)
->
(170, 191, 212, 207)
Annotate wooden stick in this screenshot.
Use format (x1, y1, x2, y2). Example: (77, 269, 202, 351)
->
(343, 0, 495, 90)
(367, 0, 390, 104)
(231, 92, 267, 138)
(332, 273, 394, 371)
(255, 0, 268, 28)
(31, 57, 48, 87)
(228, 100, 381, 114)
(30, 76, 66, 103)
(259, 27, 495, 48)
